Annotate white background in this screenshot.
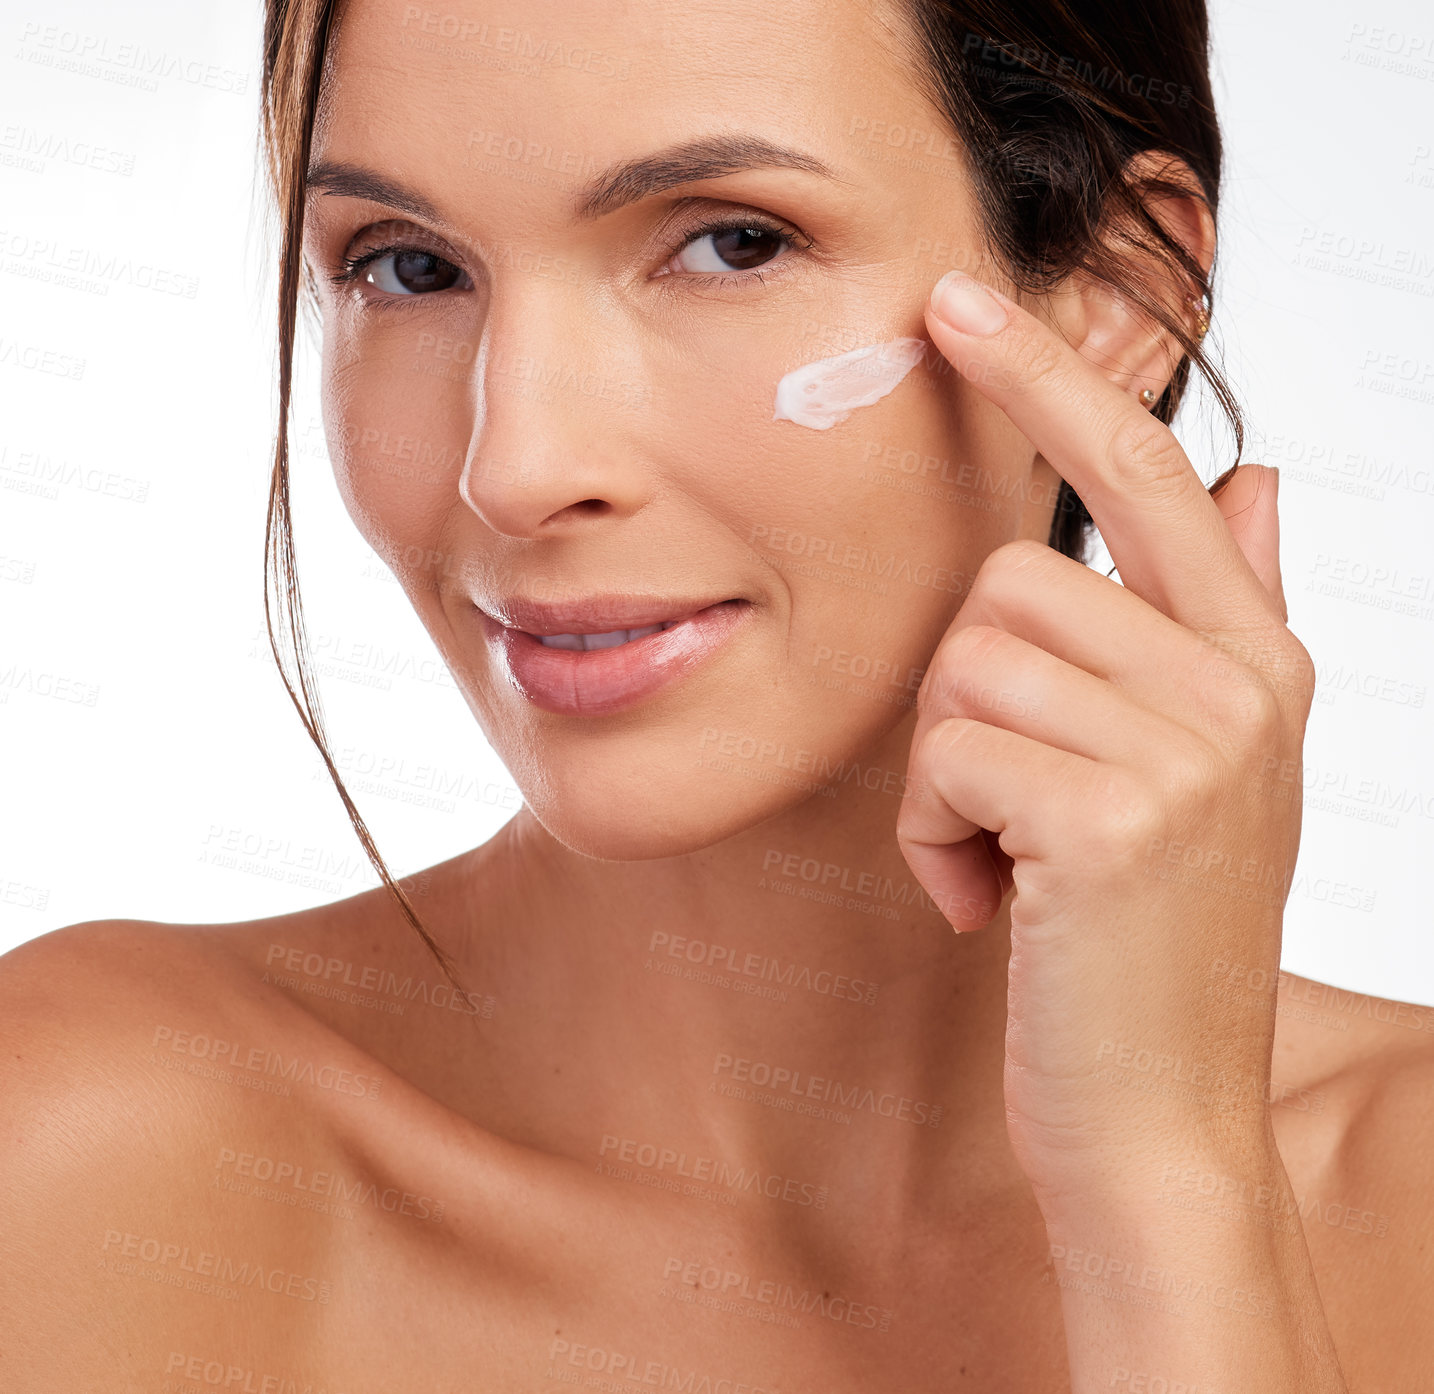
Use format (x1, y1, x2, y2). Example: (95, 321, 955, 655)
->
(2, 0, 1431, 1004)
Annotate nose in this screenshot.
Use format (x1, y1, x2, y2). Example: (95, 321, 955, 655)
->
(458, 285, 653, 538)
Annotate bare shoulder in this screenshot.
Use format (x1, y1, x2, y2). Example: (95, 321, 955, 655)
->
(1266, 969, 1434, 1383)
(0, 913, 286, 1115)
(0, 913, 375, 1384)
(1284, 966, 1434, 1231)
(0, 909, 355, 1079)
(1268, 966, 1434, 1130)
(0, 855, 480, 1142)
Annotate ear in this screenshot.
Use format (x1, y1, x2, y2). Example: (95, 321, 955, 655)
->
(1039, 152, 1217, 398)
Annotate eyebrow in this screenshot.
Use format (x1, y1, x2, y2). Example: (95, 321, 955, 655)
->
(571, 134, 842, 220)
(306, 160, 443, 224)
(305, 135, 843, 230)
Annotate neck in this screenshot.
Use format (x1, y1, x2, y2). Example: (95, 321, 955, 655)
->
(450, 717, 1026, 1235)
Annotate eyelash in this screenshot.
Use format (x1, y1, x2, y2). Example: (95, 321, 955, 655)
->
(326, 241, 455, 305)
(653, 214, 814, 291)
(324, 213, 814, 308)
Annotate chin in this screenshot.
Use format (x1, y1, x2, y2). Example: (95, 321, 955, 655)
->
(515, 754, 811, 863)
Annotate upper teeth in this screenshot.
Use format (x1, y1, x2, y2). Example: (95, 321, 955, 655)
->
(536, 622, 674, 651)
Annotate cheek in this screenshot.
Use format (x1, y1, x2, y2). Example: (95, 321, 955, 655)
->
(753, 349, 1009, 619)
(320, 322, 472, 586)
(773, 336, 927, 429)
(648, 317, 1015, 725)
(319, 294, 1016, 664)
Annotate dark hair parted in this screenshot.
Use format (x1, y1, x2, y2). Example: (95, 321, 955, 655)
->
(258, 0, 1242, 969)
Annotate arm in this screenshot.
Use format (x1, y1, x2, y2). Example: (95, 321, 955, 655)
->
(1039, 1140, 1346, 1393)
(897, 267, 1353, 1391)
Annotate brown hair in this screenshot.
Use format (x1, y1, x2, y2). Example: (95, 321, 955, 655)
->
(897, 0, 1242, 558)
(258, 0, 1241, 968)
(259, 0, 462, 988)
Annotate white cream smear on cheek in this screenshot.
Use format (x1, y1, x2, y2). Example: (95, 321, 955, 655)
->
(772, 337, 928, 430)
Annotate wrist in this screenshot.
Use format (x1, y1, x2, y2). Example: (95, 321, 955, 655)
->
(1024, 1125, 1286, 1230)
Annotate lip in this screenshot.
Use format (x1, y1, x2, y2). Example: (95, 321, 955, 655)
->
(479, 593, 741, 636)
(475, 597, 753, 717)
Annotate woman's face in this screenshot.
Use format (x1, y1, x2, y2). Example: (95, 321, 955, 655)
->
(303, 0, 1057, 858)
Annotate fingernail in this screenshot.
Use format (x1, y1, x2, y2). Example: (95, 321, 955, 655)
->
(930, 270, 1008, 337)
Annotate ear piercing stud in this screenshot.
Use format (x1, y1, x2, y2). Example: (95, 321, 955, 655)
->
(1191, 294, 1211, 340)
(1136, 296, 1208, 409)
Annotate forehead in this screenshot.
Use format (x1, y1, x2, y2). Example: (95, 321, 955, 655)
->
(312, 0, 950, 214)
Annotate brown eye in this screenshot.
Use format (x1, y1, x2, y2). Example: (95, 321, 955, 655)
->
(671, 225, 791, 275)
(362, 248, 469, 295)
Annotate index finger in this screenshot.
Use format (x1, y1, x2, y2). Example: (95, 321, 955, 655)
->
(922, 269, 1277, 639)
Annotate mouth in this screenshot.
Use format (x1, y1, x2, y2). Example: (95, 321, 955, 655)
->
(475, 597, 753, 717)
(530, 617, 693, 652)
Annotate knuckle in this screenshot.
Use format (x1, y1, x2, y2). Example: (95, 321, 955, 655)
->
(925, 714, 981, 762)
(1105, 411, 1190, 491)
(919, 642, 960, 714)
(984, 536, 1053, 581)
(969, 539, 1054, 608)
(923, 624, 1007, 710)
(939, 624, 1003, 677)
(1071, 774, 1164, 862)
(1008, 334, 1064, 391)
(1213, 674, 1284, 744)
(1202, 629, 1315, 725)
(1158, 739, 1226, 807)
(949, 622, 1010, 658)
(1278, 636, 1318, 704)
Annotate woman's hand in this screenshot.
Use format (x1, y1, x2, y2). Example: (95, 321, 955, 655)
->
(895, 272, 1351, 1390)
(895, 270, 1315, 1206)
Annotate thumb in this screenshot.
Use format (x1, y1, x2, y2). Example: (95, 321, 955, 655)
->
(1211, 463, 1285, 623)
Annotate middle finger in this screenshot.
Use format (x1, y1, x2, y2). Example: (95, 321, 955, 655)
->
(941, 540, 1285, 754)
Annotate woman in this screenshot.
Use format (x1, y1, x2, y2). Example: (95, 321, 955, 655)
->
(2, 0, 1428, 1388)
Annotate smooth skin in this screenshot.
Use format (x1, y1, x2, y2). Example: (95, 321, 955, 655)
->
(906, 273, 1341, 1387)
(4, 0, 1433, 1389)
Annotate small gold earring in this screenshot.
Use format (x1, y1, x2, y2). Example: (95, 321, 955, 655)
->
(1139, 388, 1158, 407)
